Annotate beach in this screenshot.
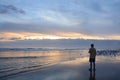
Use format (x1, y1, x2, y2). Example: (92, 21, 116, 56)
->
(1, 0, 120, 80)
(1, 0, 120, 79)
(1, 57, 120, 80)
(0, 49, 120, 80)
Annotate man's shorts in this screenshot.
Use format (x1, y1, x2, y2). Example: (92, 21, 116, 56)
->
(89, 58, 95, 62)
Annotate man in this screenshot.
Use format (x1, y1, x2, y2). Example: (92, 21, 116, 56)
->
(89, 44, 96, 71)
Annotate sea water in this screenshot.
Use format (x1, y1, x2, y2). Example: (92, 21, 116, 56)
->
(0, 49, 88, 72)
(0, 48, 120, 78)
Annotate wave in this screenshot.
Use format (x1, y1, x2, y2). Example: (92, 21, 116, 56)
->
(0, 56, 46, 59)
(0, 48, 86, 52)
(0, 48, 50, 52)
(0, 63, 55, 79)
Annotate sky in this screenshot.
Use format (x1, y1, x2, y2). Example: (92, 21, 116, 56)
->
(0, 0, 120, 43)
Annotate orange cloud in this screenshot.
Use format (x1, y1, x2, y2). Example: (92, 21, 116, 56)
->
(0, 32, 120, 42)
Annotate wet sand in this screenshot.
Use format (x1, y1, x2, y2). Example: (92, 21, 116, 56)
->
(2, 57, 120, 80)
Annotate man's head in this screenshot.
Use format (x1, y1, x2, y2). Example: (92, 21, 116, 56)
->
(91, 44, 94, 48)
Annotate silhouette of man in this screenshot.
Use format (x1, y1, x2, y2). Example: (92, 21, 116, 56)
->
(89, 44, 96, 71)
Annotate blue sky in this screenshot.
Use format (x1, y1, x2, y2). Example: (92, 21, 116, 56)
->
(0, 0, 120, 41)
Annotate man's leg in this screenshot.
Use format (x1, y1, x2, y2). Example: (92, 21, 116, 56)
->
(93, 62, 96, 70)
(89, 62, 92, 71)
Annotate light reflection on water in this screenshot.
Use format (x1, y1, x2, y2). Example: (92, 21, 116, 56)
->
(0, 50, 88, 72)
(0, 49, 120, 71)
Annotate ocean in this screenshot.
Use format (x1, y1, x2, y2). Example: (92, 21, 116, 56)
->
(0, 48, 120, 79)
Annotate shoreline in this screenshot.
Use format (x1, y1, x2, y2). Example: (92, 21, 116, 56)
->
(1, 58, 120, 80)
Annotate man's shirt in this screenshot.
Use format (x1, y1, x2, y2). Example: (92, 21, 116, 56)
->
(89, 47, 96, 58)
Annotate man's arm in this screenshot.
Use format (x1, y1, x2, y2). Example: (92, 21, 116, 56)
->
(95, 48, 96, 56)
(89, 48, 91, 53)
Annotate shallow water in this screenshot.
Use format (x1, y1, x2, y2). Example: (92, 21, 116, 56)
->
(0, 50, 88, 72)
(0, 49, 120, 80)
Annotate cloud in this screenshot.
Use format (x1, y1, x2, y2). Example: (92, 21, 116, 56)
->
(9, 37, 21, 40)
(0, 17, 120, 39)
(0, 31, 120, 43)
(0, 0, 120, 40)
(39, 10, 80, 26)
(0, 4, 25, 14)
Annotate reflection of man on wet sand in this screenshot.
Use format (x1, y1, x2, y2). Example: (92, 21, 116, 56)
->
(89, 44, 96, 71)
(89, 70, 96, 80)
